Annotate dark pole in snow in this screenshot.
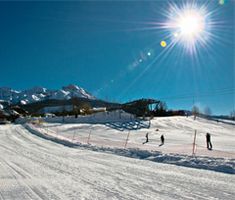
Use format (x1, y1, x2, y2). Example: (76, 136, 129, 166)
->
(192, 130, 197, 156)
(87, 129, 92, 144)
(124, 130, 130, 148)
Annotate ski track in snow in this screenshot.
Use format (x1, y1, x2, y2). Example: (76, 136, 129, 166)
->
(0, 124, 235, 199)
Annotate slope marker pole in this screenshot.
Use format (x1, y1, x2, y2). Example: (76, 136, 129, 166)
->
(87, 129, 92, 144)
(124, 130, 130, 148)
(192, 130, 197, 156)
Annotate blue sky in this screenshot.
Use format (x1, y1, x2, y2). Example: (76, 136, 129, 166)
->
(0, 1, 234, 115)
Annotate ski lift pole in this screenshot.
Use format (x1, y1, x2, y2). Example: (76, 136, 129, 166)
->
(192, 130, 197, 156)
(124, 130, 130, 148)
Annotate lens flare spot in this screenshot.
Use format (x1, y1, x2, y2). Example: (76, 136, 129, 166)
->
(160, 41, 167, 47)
(219, 0, 225, 5)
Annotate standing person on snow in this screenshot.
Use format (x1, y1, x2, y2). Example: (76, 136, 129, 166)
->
(143, 132, 149, 144)
(159, 134, 164, 146)
(206, 133, 213, 150)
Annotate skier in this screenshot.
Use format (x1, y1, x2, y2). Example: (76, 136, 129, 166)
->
(143, 132, 149, 144)
(159, 134, 164, 146)
(206, 133, 212, 150)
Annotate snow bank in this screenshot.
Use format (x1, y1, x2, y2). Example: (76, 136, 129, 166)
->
(24, 123, 235, 174)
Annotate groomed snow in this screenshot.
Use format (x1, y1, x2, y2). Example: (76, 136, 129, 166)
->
(17, 113, 234, 175)
(36, 115, 235, 159)
(0, 124, 234, 199)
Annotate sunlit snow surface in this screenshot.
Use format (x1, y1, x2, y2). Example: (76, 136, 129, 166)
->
(1, 116, 234, 199)
(24, 115, 235, 174)
(36, 115, 235, 158)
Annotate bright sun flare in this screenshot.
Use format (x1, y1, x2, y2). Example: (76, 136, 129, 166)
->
(162, 2, 211, 54)
(177, 10, 205, 38)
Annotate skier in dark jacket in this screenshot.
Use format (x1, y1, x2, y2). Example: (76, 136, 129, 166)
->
(206, 133, 212, 150)
(159, 134, 164, 146)
(143, 132, 149, 144)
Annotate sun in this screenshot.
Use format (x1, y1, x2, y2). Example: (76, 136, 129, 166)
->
(162, 2, 211, 54)
(177, 9, 205, 38)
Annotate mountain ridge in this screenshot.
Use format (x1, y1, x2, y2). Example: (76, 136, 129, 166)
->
(0, 84, 95, 105)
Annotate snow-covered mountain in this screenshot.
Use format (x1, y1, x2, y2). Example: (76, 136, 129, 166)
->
(0, 84, 95, 105)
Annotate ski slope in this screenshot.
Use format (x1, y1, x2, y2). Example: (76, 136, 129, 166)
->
(38, 116, 235, 159)
(0, 124, 234, 200)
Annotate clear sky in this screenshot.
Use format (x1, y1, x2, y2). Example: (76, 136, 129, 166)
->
(0, 0, 234, 115)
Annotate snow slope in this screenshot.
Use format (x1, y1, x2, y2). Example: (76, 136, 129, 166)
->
(35, 115, 235, 159)
(0, 124, 234, 199)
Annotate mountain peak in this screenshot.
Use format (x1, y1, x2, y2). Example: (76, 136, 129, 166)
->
(62, 84, 80, 91)
(23, 86, 47, 94)
(0, 84, 96, 104)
